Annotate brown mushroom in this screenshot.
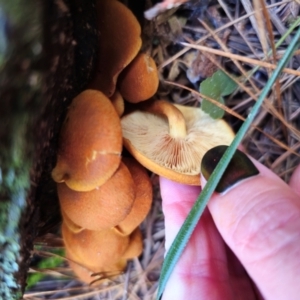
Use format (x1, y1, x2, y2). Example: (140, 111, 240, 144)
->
(118, 53, 159, 103)
(91, 0, 142, 97)
(115, 157, 153, 235)
(121, 227, 143, 259)
(65, 229, 142, 284)
(62, 224, 143, 277)
(51, 89, 122, 191)
(62, 223, 130, 270)
(121, 100, 235, 185)
(66, 251, 101, 284)
(61, 209, 83, 234)
(58, 162, 135, 231)
(66, 249, 126, 284)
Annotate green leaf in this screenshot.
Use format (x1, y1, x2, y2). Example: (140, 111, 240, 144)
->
(200, 70, 238, 119)
(26, 250, 65, 289)
(156, 26, 300, 300)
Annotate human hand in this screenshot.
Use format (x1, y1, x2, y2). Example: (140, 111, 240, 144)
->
(160, 148, 300, 300)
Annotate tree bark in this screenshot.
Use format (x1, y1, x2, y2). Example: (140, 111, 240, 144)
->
(0, 0, 97, 298)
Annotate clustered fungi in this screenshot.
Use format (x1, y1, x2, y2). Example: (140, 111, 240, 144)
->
(51, 0, 235, 285)
(53, 88, 153, 283)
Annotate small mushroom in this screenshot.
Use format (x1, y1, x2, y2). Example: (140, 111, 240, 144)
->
(62, 223, 130, 270)
(66, 249, 126, 284)
(51, 89, 122, 191)
(118, 53, 159, 103)
(62, 223, 143, 278)
(91, 0, 142, 97)
(115, 157, 153, 235)
(121, 100, 235, 185)
(58, 162, 135, 231)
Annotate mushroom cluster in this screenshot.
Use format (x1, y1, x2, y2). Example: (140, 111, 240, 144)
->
(89, 0, 159, 103)
(52, 89, 153, 283)
(52, 0, 235, 285)
(51, 0, 156, 284)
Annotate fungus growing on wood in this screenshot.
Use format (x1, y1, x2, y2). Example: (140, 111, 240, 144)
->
(121, 100, 234, 185)
(58, 162, 135, 231)
(92, 0, 142, 97)
(115, 157, 153, 235)
(51, 89, 122, 192)
(118, 53, 159, 103)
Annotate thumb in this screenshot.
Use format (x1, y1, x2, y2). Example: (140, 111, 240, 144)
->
(201, 146, 300, 300)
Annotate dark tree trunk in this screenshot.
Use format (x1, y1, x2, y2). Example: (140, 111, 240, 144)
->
(0, 0, 98, 298)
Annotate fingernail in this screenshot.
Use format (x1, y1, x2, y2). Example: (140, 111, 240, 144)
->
(201, 145, 259, 193)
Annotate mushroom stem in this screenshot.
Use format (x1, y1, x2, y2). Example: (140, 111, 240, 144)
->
(142, 100, 187, 138)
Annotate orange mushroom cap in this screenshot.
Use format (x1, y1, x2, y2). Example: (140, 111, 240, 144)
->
(58, 162, 135, 231)
(62, 223, 142, 275)
(115, 157, 153, 235)
(92, 0, 142, 97)
(51, 89, 122, 191)
(118, 53, 159, 103)
(66, 249, 126, 284)
(62, 223, 130, 270)
(61, 209, 84, 234)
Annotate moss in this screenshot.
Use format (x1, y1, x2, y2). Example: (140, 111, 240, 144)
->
(0, 0, 42, 298)
(0, 0, 97, 298)
(26, 249, 65, 289)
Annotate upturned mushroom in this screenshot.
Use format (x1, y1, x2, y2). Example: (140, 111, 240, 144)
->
(58, 162, 135, 231)
(115, 157, 153, 235)
(121, 100, 235, 185)
(118, 53, 159, 103)
(51, 89, 122, 192)
(90, 0, 142, 97)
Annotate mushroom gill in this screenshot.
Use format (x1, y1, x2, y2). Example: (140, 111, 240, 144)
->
(121, 100, 235, 185)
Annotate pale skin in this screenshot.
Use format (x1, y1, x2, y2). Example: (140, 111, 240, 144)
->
(160, 156, 300, 300)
